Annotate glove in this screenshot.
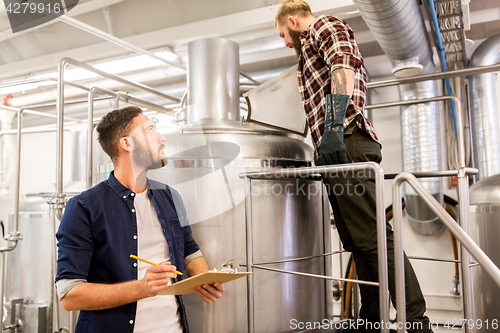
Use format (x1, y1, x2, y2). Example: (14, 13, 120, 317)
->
(320, 94, 350, 165)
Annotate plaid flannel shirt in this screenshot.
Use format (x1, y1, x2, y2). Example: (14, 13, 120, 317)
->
(297, 15, 379, 158)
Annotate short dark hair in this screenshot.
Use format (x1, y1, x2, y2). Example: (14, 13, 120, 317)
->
(96, 106, 143, 160)
(275, 0, 312, 26)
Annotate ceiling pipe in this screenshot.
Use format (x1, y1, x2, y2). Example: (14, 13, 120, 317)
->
(56, 15, 260, 85)
(353, 0, 444, 236)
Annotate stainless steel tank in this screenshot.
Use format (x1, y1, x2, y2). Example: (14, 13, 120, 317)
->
(469, 173, 500, 331)
(94, 38, 333, 332)
(3, 210, 52, 333)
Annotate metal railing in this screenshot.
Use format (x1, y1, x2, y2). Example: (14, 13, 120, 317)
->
(240, 162, 389, 333)
(392, 168, 500, 333)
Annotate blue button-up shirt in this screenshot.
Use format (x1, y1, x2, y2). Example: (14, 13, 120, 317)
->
(56, 172, 200, 333)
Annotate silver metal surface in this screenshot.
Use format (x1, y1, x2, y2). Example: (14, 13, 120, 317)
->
(132, 116, 329, 333)
(458, 170, 475, 333)
(241, 162, 389, 333)
(367, 63, 500, 89)
(243, 64, 308, 136)
(351, 0, 444, 238)
(353, 0, 434, 74)
(399, 80, 444, 235)
(57, 15, 186, 70)
(366, 95, 466, 168)
(385, 169, 477, 179)
(245, 178, 254, 333)
(469, 173, 500, 332)
(20, 304, 49, 333)
(251, 265, 379, 286)
(56, 16, 260, 86)
(187, 38, 240, 124)
(55, 57, 180, 220)
(393, 170, 500, 333)
(469, 33, 500, 180)
(5, 212, 53, 304)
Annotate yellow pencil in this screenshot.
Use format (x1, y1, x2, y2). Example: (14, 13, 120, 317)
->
(130, 254, 183, 275)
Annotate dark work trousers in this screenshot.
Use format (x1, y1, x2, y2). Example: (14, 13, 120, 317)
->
(317, 127, 432, 333)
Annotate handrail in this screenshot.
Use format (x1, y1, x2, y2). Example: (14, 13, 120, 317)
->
(54, 58, 181, 221)
(365, 95, 465, 168)
(251, 264, 380, 286)
(392, 169, 499, 333)
(240, 162, 389, 333)
(367, 63, 500, 89)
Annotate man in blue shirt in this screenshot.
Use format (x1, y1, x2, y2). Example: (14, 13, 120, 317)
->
(56, 106, 224, 333)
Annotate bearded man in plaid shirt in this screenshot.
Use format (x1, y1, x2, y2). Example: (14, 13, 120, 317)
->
(276, 1, 433, 332)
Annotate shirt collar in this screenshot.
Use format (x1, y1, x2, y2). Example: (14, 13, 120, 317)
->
(301, 15, 324, 40)
(107, 171, 134, 201)
(107, 171, 157, 201)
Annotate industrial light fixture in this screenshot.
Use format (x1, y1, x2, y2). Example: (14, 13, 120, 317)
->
(0, 49, 179, 95)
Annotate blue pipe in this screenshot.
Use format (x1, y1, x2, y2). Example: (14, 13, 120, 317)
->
(427, 0, 458, 137)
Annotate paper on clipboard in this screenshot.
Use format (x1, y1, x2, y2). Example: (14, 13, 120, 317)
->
(158, 271, 252, 295)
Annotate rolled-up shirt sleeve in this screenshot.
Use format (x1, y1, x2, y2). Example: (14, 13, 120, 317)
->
(55, 278, 87, 301)
(184, 249, 203, 268)
(315, 21, 363, 73)
(56, 198, 94, 282)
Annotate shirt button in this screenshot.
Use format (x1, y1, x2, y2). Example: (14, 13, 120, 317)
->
(131, 193, 135, 196)
(133, 263, 137, 267)
(129, 320, 134, 324)
(131, 209, 135, 213)
(123, 195, 126, 199)
(133, 235, 137, 240)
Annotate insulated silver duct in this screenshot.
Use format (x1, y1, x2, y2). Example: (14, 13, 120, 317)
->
(469, 33, 500, 180)
(353, 0, 444, 235)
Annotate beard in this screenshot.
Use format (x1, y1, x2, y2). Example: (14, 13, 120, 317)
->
(288, 27, 303, 58)
(131, 143, 167, 171)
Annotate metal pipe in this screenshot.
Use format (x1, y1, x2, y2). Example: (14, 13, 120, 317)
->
(115, 92, 176, 114)
(469, 33, 500, 180)
(366, 95, 466, 168)
(0, 104, 75, 252)
(244, 178, 255, 333)
(57, 15, 186, 70)
(246, 250, 346, 266)
(0, 252, 6, 332)
(0, 107, 23, 253)
(58, 58, 180, 103)
(0, 77, 88, 91)
(385, 169, 477, 179)
(392, 175, 406, 333)
(56, 16, 260, 86)
(367, 63, 500, 89)
(55, 57, 180, 220)
(393, 172, 500, 330)
(55, 60, 67, 222)
(352, 266, 360, 320)
(457, 168, 475, 332)
(407, 256, 461, 263)
(241, 162, 389, 333)
(251, 265, 380, 286)
(0, 127, 73, 136)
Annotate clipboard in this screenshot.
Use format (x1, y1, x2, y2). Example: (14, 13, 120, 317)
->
(158, 271, 252, 295)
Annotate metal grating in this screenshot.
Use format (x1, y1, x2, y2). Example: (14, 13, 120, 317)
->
(424, 0, 469, 70)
